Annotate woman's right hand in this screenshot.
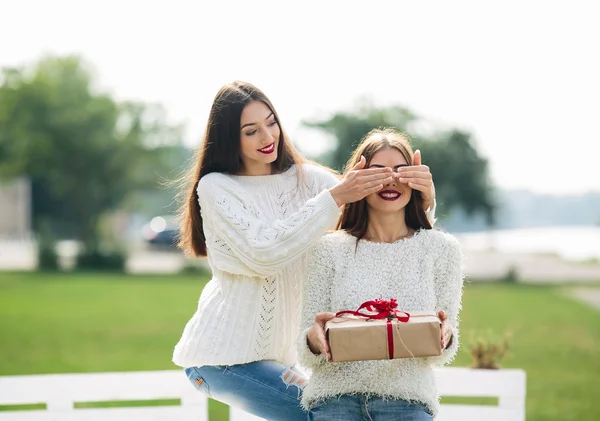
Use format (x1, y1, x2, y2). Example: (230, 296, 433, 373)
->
(307, 312, 336, 362)
(329, 156, 394, 207)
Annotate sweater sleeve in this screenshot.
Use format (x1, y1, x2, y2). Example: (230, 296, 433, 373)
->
(198, 174, 341, 277)
(311, 165, 341, 230)
(425, 199, 437, 226)
(297, 240, 335, 368)
(315, 165, 340, 190)
(429, 235, 464, 366)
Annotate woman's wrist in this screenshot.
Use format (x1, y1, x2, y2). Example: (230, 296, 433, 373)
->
(423, 197, 434, 212)
(328, 186, 344, 208)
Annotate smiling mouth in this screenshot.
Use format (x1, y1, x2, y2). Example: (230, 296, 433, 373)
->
(378, 190, 401, 201)
(258, 143, 275, 154)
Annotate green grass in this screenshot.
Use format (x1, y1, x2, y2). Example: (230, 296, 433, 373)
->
(1, 272, 599, 421)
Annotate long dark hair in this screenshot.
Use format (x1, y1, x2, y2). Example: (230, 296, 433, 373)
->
(336, 128, 432, 241)
(178, 81, 304, 257)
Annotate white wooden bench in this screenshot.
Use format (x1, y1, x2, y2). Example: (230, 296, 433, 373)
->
(0, 367, 526, 420)
(435, 367, 526, 421)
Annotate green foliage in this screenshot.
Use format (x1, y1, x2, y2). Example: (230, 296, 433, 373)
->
(75, 250, 126, 272)
(37, 246, 59, 272)
(0, 55, 183, 247)
(35, 220, 59, 271)
(304, 103, 496, 224)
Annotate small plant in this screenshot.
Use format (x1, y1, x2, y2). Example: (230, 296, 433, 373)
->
(466, 329, 511, 369)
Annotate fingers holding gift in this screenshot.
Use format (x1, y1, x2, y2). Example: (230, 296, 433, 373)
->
(438, 310, 453, 349)
(309, 312, 336, 361)
(442, 324, 453, 349)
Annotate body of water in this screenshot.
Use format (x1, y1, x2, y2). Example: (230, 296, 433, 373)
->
(455, 225, 600, 262)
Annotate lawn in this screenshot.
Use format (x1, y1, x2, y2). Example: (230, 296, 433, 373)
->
(0, 272, 598, 421)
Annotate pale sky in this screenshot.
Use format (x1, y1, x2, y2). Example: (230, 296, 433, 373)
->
(2, 0, 599, 194)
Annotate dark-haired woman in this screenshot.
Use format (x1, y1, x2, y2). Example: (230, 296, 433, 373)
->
(173, 82, 436, 420)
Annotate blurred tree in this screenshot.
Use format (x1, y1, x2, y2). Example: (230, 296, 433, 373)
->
(0, 55, 182, 251)
(304, 104, 496, 224)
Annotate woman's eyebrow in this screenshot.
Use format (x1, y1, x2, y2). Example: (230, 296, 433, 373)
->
(241, 112, 274, 130)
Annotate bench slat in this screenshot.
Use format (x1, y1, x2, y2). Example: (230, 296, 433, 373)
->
(0, 371, 203, 406)
(437, 404, 525, 421)
(436, 367, 526, 405)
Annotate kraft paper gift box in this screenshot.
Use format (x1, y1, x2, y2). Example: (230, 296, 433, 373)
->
(325, 300, 442, 362)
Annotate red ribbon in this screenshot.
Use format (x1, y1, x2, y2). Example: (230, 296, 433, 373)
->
(335, 298, 410, 359)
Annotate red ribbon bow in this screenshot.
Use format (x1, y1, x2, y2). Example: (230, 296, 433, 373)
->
(335, 298, 410, 359)
(335, 298, 410, 322)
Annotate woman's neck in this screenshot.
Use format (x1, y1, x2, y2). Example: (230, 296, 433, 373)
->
(237, 163, 273, 176)
(364, 209, 412, 243)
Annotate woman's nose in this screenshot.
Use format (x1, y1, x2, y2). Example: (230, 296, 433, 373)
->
(260, 128, 274, 144)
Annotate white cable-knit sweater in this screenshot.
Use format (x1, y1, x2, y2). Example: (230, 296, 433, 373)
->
(298, 229, 464, 417)
(172, 164, 341, 368)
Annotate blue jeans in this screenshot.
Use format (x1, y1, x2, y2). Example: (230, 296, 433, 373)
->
(308, 395, 433, 421)
(184, 361, 307, 421)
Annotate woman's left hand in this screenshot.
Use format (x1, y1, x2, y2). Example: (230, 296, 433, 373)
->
(396, 150, 435, 211)
(438, 310, 453, 350)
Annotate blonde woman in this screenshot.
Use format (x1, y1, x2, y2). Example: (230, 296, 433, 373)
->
(300, 129, 463, 421)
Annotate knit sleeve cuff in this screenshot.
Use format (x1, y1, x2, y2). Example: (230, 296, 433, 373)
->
(314, 188, 342, 231)
(298, 327, 328, 368)
(318, 188, 342, 213)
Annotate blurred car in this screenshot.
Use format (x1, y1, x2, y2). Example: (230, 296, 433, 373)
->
(142, 215, 179, 248)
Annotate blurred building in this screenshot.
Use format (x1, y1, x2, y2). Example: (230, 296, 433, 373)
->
(0, 177, 31, 240)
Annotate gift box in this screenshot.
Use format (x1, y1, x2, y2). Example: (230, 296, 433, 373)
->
(325, 299, 442, 362)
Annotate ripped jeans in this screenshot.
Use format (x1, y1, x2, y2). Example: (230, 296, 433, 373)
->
(184, 361, 307, 421)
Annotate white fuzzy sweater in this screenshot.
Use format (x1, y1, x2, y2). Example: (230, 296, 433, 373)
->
(299, 229, 464, 416)
(173, 164, 341, 368)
